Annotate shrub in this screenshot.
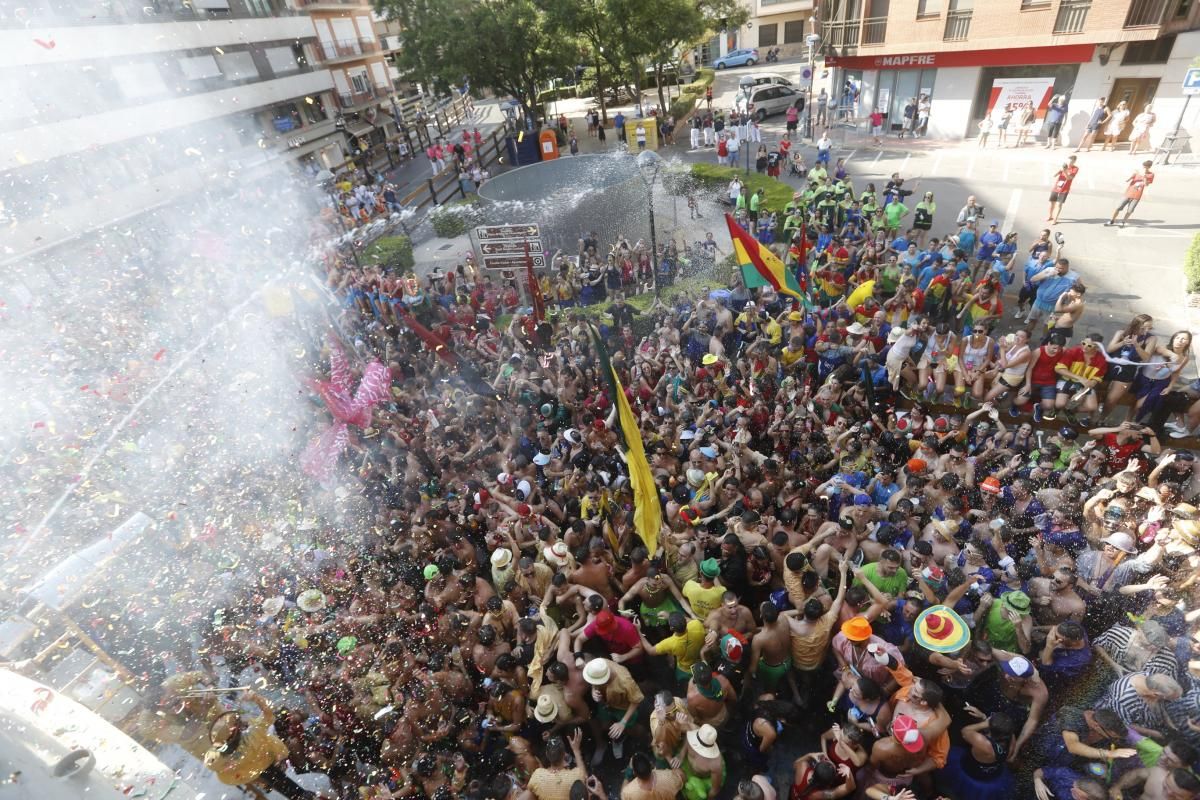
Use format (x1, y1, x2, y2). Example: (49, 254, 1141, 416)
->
(429, 200, 478, 238)
(361, 235, 414, 271)
(1186, 232, 1200, 294)
(690, 163, 794, 212)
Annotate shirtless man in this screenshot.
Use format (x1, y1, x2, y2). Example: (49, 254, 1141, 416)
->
(811, 515, 866, 577)
(618, 566, 695, 638)
(705, 591, 757, 639)
(686, 662, 738, 728)
(536, 622, 594, 735)
(1047, 282, 1086, 342)
(920, 518, 962, 567)
(472, 624, 511, 677)
(1027, 566, 1086, 627)
(571, 547, 623, 604)
(783, 559, 850, 706)
(749, 602, 794, 695)
(981, 652, 1049, 762)
(1111, 740, 1200, 800)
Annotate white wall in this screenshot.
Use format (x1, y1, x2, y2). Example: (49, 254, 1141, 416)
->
(0, 17, 315, 68)
(0, 70, 334, 170)
(1066, 30, 1200, 150)
(927, 65, 980, 140)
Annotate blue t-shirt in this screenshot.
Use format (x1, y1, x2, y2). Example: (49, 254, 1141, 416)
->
(1023, 257, 1046, 288)
(977, 230, 1003, 260)
(916, 264, 939, 292)
(890, 236, 909, 253)
(995, 241, 1016, 263)
(957, 229, 977, 254)
(870, 480, 900, 506)
(1034, 270, 1079, 308)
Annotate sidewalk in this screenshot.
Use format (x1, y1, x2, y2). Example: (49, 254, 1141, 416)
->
(375, 101, 506, 199)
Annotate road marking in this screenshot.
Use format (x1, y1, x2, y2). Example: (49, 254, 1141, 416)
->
(965, 153, 975, 179)
(873, 150, 882, 164)
(1003, 160, 1010, 182)
(900, 153, 910, 175)
(931, 152, 942, 177)
(1115, 228, 1191, 239)
(843, 150, 857, 165)
(1002, 188, 1023, 233)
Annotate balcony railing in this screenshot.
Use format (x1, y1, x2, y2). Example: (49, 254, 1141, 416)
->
(314, 38, 377, 61)
(1053, 0, 1091, 33)
(822, 20, 861, 48)
(1124, 0, 1170, 27)
(336, 86, 382, 109)
(862, 16, 887, 45)
(943, 8, 972, 40)
(297, 0, 364, 5)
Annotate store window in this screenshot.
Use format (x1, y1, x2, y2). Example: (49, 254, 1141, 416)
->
(783, 19, 806, 43)
(968, 63, 1080, 129)
(873, 68, 937, 133)
(759, 24, 778, 47)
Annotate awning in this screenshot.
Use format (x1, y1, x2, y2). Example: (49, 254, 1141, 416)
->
(345, 123, 376, 139)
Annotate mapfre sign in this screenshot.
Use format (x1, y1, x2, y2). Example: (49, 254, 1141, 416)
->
(876, 55, 936, 67)
(827, 44, 1095, 71)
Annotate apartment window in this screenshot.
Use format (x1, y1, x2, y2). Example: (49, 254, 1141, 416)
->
(264, 45, 300, 75)
(759, 23, 778, 47)
(350, 69, 370, 94)
(111, 63, 168, 99)
(1020, 0, 1050, 7)
(1176, 0, 1194, 17)
(193, 0, 230, 9)
(178, 54, 221, 80)
(217, 51, 259, 81)
(917, 0, 940, 16)
(270, 102, 302, 132)
(1121, 34, 1175, 64)
(783, 19, 806, 43)
(1053, 0, 1091, 33)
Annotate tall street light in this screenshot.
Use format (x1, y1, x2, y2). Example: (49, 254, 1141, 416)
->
(805, 25, 820, 141)
(636, 149, 662, 297)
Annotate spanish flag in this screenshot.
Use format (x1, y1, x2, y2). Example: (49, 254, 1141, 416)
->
(725, 213, 802, 298)
(588, 326, 662, 557)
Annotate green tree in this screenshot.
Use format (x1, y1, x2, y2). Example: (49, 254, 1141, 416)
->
(378, 0, 576, 125)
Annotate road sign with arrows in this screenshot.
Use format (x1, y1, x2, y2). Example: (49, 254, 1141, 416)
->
(473, 223, 544, 271)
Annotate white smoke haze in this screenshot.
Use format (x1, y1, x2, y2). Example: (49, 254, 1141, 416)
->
(0, 43, 359, 686)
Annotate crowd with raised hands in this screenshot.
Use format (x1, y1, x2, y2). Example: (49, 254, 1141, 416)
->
(129, 170, 1200, 800)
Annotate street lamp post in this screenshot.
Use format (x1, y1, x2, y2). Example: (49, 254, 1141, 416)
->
(636, 149, 663, 297)
(805, 27, 820, 141)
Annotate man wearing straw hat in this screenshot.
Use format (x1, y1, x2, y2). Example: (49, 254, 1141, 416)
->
(583, 657, 644, 767)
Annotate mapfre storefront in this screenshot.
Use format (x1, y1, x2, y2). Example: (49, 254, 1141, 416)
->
(827, 44, 1096, 140)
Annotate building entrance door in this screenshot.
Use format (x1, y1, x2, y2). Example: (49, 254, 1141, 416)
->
(1108, 77, 1159, 142)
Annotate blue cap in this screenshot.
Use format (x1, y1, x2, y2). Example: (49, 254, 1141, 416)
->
(853, 494, 872, 506)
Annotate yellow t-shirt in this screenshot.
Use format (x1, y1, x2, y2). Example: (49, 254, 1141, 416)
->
(764, 319, 783, 346)
(682, 581, 725, 620)
(654, 618, 706, 673)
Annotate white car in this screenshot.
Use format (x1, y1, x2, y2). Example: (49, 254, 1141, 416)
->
(737, 73, 793, 93)
(736, 84, 803, 121)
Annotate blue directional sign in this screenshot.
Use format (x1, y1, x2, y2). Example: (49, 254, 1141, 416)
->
(1184, 67, 1200, 96)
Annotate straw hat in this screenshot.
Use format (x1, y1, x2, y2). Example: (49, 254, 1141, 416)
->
(582, 658, 611, 686)
(545, 541, 571, 568)
(687, 724, 721, 759)
(261, 596, 285, 619)
(533, 694, 559, 723)
(490, 548, 513, 569)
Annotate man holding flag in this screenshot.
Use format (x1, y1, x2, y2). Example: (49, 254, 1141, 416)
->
(725, 213, 806, 304)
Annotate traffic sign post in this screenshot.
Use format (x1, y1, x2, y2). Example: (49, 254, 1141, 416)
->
(1183, 67, 1200, 96)
(472, 223, 543, 271)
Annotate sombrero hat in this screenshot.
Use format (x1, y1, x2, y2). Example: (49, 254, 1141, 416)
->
(913, 604, 970, 653)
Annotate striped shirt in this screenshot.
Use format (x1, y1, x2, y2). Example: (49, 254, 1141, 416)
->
(1094, 626, 1180, 680)
(1095, 674, 1169, 731)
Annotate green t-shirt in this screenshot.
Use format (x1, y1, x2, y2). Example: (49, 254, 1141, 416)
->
(855, 561, 909, 597)
(750, 193, 761, 212)
(884, 201, 908, 227)
(984, 602, 1019, 651)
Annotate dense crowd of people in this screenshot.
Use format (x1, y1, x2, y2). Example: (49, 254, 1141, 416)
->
(127, 121, 1200, 800)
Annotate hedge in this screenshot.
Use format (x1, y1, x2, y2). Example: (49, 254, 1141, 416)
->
(1187, 232, 1200, 294)
(669, 68, 715, 123)
(361, 235, 414, 271)
(689, 163, 795, 212)
(429, 198, 479, 238)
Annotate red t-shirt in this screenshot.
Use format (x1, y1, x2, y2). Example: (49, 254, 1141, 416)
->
(1030, 345, 1065, 386)
(1103, 433, 1143, 473)
(1053, 166, 1079, 194)
(1125, 170, 1154, 200)
(583, 616, 642, 658)
(1060, 346, 1108, 384)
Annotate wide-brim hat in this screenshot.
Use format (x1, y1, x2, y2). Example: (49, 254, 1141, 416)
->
(491, 548, 513, 569)
(582, 658, 611, 685)
(261, 596, 285, 619)
(533, 693, 559, 723)
(545, 541, 571, 567)
(914, 605, 970, 654)
(687, 724, 721, 759)
(840, 616, 873, 642)
(1001, 590, 1032, 615)
(1100, 531, 1137, 554)
(297, 589, 327, 613)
